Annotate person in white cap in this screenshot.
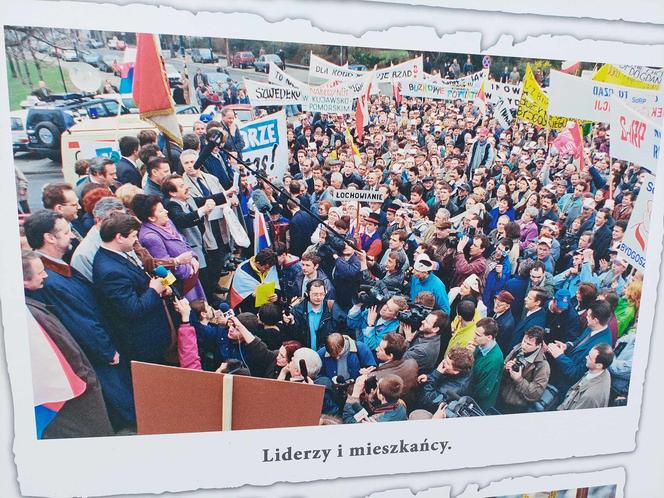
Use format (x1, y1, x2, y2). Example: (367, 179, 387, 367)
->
(409, 254, 450, 314)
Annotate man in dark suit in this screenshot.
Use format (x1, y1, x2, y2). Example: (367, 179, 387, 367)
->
(505, 288, 547, 352)
(493, 291, 516, 354)
(590, 208, 613, 267)
(287, 199, 318, 257)
(92, 213, 173, 365)
(192, 68, 208, 89)
(116, 136, 142, 187)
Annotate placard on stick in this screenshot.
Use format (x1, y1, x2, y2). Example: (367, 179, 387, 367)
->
(131, 361, 324, 435)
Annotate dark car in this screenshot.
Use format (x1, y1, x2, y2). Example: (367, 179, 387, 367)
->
(80, 50, 101, 67)
(254, 54, 285, 73)
(348, 64, 368, 71)
(191, 48, 217, 64)
(87, 39, 104, 49)
(231, 51, 256, 69)
(25, 96, 129, 160)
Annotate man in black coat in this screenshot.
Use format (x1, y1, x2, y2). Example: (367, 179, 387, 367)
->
(287, 199, 318, 258)
(590, 208, 613, 267)
(116, 136, 143, 187)
(493, 291, 516, 354)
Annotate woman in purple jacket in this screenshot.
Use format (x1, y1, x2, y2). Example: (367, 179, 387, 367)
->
(131, 194, 206, 301)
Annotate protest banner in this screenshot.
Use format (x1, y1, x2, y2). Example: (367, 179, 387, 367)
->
(485, 80, 522, 109)
(610, 98, 661, 171)
(594, 64, 661, 91)
(267, 61, 305, 89)
(548, 69, 661, 123)
(618, 173, 655, 271)
(332, 189, 386, 203)
(494, 97, 514, 129)
(239, 110, 288, 181)
(373, 55, 423, 82)
(244, 79, 306, 106)
(306, 84, 356, 113)
(309, 53, 364, 81)
(516, 65, 550, 128)
(396, 78, 480, 101)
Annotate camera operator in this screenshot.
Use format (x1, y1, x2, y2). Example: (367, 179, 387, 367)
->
(283, 279, 347, 350)
(342, 374, 407, 423)
(410, 254, 450, 313)
(414, 346, 475, 413)
(357, 249, 406, 295)
(401, 310, 449, 374)
(453, 234, 488, 288)
(347, 295, 409, 352)
(497, 326, 551, 414)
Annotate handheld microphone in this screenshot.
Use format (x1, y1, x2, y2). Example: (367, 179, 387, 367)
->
(193, 128, 225, 170)
(154, 265, 181, 298)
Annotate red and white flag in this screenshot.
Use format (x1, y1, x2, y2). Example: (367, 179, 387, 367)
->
(561, 60, 581, 75)
(132, 33, 182, 146)
(354, 71, 374, 142)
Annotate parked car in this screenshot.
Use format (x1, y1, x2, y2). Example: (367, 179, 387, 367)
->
(231, 51, 255, 69)
(164, 63, 182, 88)
(205, 72, 233, 93)
(87, 39, 104, 49)
(191, 48, 217, 64)
(99, 55, 121, 75)
(254, 54, 285, 73)
(221, 104, 254, 123)
(175, 104, 200, 114)
(10, 110, 29, 155)
(80, 50, 101, 67)
(61, 49, 79, 62)
(25, 97, 130, 160)
(348, 64, 368, 71)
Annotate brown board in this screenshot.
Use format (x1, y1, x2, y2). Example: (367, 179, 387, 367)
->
(131, 362, 325, 435)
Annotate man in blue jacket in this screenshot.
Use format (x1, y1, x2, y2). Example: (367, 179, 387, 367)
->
(410, 254, 450, 313)
(317, 333, 376, 380)
(547, 300, 613, 398)
(503, 288, 547, 352)
(92, 213, 173, 365)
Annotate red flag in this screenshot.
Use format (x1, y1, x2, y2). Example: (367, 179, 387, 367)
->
(561, 61, 581, 75)
(133, 33, 182, 146)
(554, 120, 585, 171)
(354, 78, 372, 142)
(393, 80, 402, 106)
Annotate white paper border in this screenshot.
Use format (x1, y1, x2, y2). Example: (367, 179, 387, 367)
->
(1, 2, 663, 497)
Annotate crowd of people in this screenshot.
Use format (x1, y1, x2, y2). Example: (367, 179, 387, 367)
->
(19, 63, 646, 436)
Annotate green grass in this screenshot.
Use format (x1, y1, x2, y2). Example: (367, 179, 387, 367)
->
(6, 59, 73, 110)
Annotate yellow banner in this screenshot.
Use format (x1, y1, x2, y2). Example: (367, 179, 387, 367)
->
(516, 65, 568, 129)
(593, 63, 660, 90)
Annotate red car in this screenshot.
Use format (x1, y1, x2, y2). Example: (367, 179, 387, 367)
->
(231, 51, 256, 69)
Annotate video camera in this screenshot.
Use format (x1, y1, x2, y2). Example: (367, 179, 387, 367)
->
(397, 303, 430, 329)
(356, 284, 394, 307)
(444, 391, 487, 418)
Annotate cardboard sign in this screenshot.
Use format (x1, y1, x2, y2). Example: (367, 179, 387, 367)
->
(239, 110, 289, 181)
(131, 361, 324, 434)
(618, 173, 655, 271)
(332, 189, 386, 203)
(610, 98, 661, 171)
(548, 69, 661, 123)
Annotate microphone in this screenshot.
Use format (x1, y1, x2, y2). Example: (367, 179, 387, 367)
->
(251, 189, 273, 214)
(154, 265, 182, 298)
(349, 401, 370, 422)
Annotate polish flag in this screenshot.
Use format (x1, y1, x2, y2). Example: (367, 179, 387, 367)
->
(561, 61, 581, 75)
(132, 33, 182, 146)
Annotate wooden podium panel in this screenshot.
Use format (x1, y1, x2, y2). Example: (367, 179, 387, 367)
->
(132, 362, 325, 435)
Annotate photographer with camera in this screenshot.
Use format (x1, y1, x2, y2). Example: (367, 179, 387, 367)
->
(342, 373, 407, 423)
(358, 249, 406, 295)
(497, 326, 551, 414)
(414, 346, 475, 413)
(347, 295, 409, 353)
(401, 310, 449, 374)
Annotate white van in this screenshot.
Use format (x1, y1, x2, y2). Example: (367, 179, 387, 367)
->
(60, 113, 200, 185)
